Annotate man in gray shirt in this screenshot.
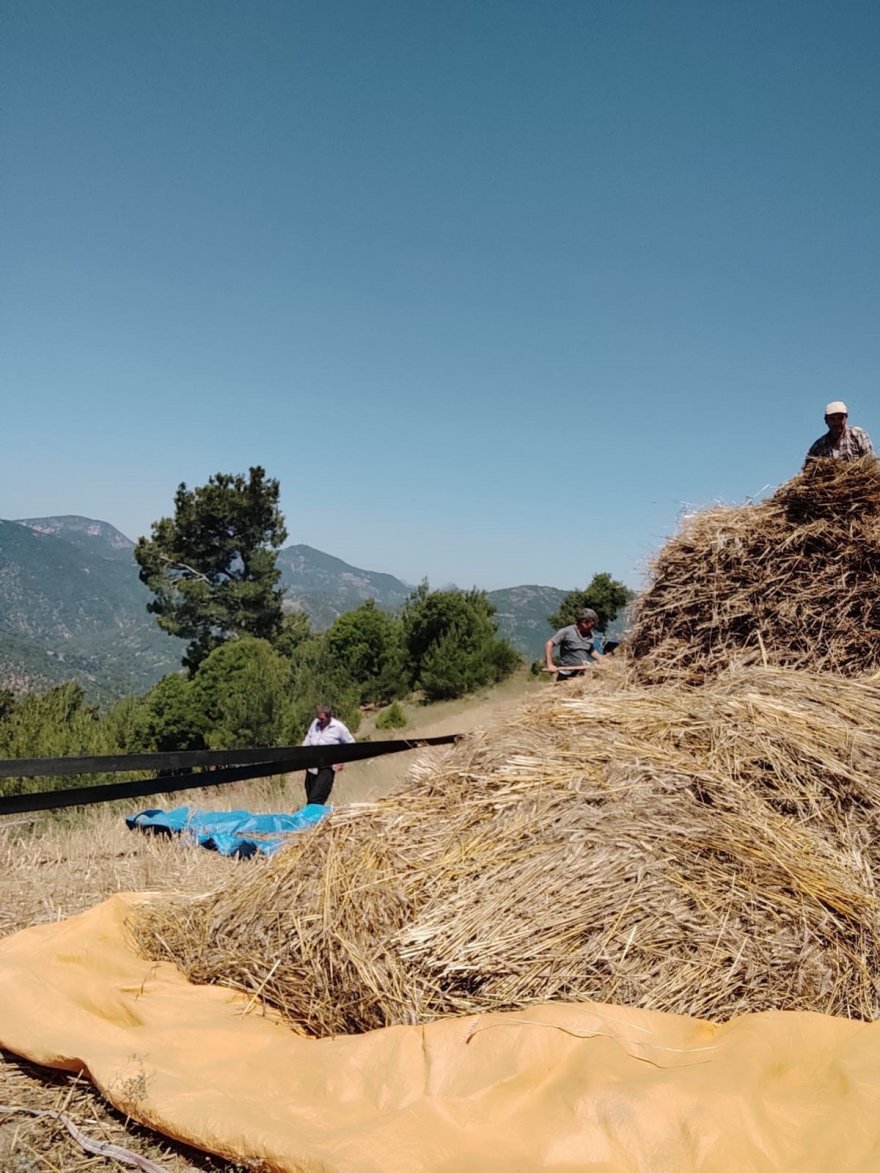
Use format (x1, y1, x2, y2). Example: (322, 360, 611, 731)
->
(544, 608, 602, 682)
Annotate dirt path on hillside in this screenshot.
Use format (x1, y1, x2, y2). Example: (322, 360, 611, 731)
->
(332, 672, 543, 803)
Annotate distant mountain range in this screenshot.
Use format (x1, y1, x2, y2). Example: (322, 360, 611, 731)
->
(276, 544, 413, 628)
(0, 516, 571, 700)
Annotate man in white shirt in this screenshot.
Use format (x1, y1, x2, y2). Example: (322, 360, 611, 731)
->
(301, 704, 355, 805)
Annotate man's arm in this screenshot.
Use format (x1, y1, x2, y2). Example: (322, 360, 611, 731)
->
(544, 636, 559, 674)
(332, 722, 356, 771)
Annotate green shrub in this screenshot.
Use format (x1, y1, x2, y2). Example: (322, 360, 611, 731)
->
(324, 600, 407, 706)
(189, 637, 292, 749)
(402, 583, 520, 701)
(376, 701, 407, 730)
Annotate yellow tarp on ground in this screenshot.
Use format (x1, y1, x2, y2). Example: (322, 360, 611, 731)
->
(1, 896, 880, 1172)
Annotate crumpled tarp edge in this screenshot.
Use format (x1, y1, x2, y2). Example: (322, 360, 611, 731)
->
(2, 895, 880, 1172)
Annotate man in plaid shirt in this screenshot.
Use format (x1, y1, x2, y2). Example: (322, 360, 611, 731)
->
(805, 401, 874, 465)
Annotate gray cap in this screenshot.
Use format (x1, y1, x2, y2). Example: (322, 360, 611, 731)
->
(576, 608, 598, 623)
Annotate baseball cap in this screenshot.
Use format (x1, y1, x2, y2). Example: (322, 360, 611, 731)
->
(825, 401, 848, 416)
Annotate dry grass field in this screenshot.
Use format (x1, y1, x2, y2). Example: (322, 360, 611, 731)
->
(0, 671, 540, 1171)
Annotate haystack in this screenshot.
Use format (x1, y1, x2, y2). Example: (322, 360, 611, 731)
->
(135, 661, 880, 1035)
(627, 457, 880, 684)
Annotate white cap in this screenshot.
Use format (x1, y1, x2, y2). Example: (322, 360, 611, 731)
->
(825, 401, 848, 416)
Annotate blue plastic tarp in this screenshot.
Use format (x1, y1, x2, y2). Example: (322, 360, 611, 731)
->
(125, 804, 330, 858)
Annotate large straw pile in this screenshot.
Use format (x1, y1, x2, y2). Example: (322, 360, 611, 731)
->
(627, 457, 880, 684)
(135, 662, 880, 1035)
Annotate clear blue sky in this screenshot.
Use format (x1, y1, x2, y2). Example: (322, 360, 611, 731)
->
(2, 0, 878, 591)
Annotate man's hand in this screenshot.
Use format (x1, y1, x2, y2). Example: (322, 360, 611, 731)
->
(544, 664, 558, 674)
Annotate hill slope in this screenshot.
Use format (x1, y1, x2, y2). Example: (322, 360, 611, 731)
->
(277, 544, 412, 628)
(16, 515, 136, 562)
(0, 519, 183, 698)
(0, 517, 588, 696)
(486, 585, 567, 661)
(279, 551, 568, 659)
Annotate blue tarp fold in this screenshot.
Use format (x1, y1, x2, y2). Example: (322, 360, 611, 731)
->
(126, 804, 329, 857)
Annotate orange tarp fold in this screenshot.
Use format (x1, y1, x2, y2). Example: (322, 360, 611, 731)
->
(2, 894, 880, 1171)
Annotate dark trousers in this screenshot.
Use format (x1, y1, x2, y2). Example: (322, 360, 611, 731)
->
(304, 767, 335, 805)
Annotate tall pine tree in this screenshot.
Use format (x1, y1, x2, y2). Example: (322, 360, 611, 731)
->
(135, 467, 288, 672)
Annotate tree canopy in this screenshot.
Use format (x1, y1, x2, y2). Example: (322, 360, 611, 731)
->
(548, 572, 634, 633)
(189, 637, 293, 749)
(324, 599, 406, 706)
(135, 467, 288, 672)
(403, 583, 520, 701)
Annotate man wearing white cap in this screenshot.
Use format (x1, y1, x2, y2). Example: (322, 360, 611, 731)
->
(805, 402, 874, 464)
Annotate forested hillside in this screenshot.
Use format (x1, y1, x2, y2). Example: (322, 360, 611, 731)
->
(1, 517, 579, 696)
(0, 520, 183, 698)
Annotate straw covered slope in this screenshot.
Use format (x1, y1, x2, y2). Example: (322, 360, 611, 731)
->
(628, 457, 880, 684)
(135, 662, 880, 1035)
